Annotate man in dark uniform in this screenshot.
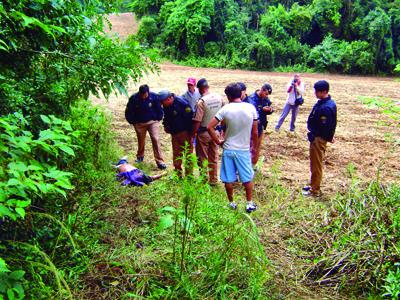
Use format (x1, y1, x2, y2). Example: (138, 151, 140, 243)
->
(247, 83, 274, 167)
(303, 80, 337, 196)
(237, 82, 249, 103)
(159, 90, 194, 176)
(125, 84, 166, 169)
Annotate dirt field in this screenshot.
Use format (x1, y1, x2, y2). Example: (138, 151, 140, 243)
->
(96, 13, 400, 196)
(89, 13, 400, 299)
(93, 62, 400, 195)
(105, 13, 138, 39)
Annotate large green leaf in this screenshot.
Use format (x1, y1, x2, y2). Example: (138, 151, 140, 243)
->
(157, 214, 175, 231)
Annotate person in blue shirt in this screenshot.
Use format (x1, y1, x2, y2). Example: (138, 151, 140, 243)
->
(114, 157, 165, 187)
(247, 83, 274, 167)
(159, 90, 194, 177)
(125, 85, 166, 169)
(303, 80, 337, 197)
(182, 77, 201, 111)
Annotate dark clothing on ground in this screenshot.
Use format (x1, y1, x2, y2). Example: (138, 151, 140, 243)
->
(117, 169, 153, 186)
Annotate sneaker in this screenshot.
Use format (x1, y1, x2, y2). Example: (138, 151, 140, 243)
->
(135, 156, 144, 163)
(302, 189, 321, 197)
(274, 127, 280, 132)
(302, 186, 311, 192)
(246, 202, 257, 213)
(228, 202, 238, 210)
(157, 163, 167, 170)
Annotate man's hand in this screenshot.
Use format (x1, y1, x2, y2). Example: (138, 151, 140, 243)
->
(217, 138, 225, 146)
(331, 137, 336, 143)
(263, 106, 273, 112)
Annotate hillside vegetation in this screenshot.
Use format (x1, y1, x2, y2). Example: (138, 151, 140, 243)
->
(128, 0, 400, 74)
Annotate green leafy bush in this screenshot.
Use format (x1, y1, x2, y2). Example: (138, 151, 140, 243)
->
(0, 0, 156, 124)
(0, 258, 25, 300)
(383, 263, 400, 299)
(131, 0, 400, 74)
(308, 35, 374, 74)
(0, 113, 77, 221)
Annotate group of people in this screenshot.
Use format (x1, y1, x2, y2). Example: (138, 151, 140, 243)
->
(124, 75, 337, 212)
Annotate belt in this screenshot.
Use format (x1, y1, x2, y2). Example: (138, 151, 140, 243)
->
(198, 125, 223, 133)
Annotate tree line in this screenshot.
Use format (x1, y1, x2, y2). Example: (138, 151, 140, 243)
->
(128, 0, 400, 74)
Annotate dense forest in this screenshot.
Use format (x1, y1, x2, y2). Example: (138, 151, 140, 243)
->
(128, 0, 400, 74)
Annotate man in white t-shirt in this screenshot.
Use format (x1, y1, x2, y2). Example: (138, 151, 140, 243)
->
(275, 74, 305, 132)
(207, 83, 259, 213)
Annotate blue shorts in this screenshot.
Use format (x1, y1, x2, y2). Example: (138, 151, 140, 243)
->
(220, 149, 254, 184)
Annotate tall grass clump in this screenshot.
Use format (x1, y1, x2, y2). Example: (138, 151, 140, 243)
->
(305, 180, 400, 295)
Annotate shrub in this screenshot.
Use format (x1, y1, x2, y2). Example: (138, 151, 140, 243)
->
(137, 16, 159, 45)
(305, 182, 400, 293)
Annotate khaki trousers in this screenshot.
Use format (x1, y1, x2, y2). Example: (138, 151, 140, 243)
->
(133, 120, 164, 164)
(252, 131, 264, 165)
(309, 136, 327, 192)
(171, 131, 193, 175)
(196, 131, 219, 184)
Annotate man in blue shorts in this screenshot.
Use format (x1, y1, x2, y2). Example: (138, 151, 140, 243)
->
(207, 83, 259, 213)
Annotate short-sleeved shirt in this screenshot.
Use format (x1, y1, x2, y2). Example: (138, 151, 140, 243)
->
(192, 93, 224, 127)
(214, 102, 258, 151)
(287, 81, 305, 105)
(182, 89, 201, 111)
(248, 92, 273, 136)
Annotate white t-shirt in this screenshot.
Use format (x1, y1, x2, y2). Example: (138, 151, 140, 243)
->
(215, 102, 258, 151)
(287, 81, 305, 105)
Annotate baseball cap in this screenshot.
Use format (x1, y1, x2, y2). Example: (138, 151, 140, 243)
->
(314, 80, 329, 92)
(187, 77, 196, 86)
(196, 78, 208, 89)
(158, 90, 172, 101)
(261, 83, 272, 94)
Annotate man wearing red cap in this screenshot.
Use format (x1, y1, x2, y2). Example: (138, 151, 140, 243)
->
(182, 77, 201, 111)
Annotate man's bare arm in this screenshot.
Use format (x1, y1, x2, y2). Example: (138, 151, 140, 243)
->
(207, 117, 223, 145)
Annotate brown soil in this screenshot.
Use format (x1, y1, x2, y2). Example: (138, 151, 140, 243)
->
(93, 63, 400, 196)
(105, 13, 138, 39)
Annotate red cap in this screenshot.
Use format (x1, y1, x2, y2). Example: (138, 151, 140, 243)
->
(187, 77, 196, 86)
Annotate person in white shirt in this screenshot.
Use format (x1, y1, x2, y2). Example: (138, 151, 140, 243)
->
(207, 83, 259, 213)
(275, 74, 305, 132)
